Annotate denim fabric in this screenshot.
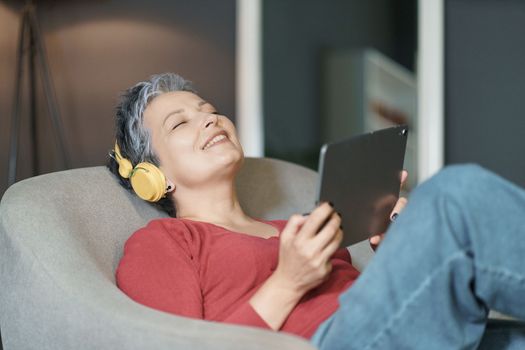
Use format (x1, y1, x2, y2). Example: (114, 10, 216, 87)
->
(311, 164, 525, 349)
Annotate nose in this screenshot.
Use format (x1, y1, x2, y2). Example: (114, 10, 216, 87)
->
(203, 113, 219, 128)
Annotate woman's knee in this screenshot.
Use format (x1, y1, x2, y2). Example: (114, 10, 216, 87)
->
(435, 164, 490, 187)
(414, 164, 496, 203)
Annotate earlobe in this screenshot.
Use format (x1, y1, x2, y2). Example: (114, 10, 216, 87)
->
(166, 179, 176, 193)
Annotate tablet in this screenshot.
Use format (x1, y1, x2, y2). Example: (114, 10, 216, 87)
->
(315, 125, 408, 247)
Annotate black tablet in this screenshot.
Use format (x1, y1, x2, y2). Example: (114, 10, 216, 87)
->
(315, 125, 408, 247)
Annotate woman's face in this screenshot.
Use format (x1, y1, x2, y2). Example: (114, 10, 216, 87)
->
(143, 91, 244, 190)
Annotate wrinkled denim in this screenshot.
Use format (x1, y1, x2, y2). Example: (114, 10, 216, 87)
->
(312, 164, 525, 350)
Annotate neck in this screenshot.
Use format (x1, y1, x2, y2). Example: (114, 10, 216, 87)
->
(172, 180, 253, 227)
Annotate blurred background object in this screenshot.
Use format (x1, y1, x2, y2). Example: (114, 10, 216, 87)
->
(7, 1, 71, 187)
(1, 0, 524, 199)
(322, 49, 417, 189)
(0, 0, 237, 197)
(262, 0, 417, 172)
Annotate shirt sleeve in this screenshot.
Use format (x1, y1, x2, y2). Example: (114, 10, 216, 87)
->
(116, 220, 203, 319)
(116, 219, 272, 330)
(223, 302, 271, 329)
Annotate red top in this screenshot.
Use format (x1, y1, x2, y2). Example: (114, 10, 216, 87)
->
(116, 217, 360, 339)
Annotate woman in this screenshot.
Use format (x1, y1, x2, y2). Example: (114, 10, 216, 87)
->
(109, 73, 525, 349)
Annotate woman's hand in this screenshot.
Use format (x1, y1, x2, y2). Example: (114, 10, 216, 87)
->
(248, 202, 342, 330)
(369, 170, 409, 250)
(273, 202, 343, 295)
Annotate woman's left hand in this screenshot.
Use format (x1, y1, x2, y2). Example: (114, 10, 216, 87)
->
(369, 170, 409, 251)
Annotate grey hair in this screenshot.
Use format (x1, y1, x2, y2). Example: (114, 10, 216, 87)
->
(108, 72, 195, 216)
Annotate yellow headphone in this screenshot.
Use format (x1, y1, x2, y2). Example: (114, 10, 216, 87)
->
(113, 141, 168, 202)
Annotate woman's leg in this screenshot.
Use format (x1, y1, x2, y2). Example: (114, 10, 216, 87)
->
(311, 164, 525, 350)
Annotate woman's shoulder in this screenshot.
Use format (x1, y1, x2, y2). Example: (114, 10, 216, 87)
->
(124, 218, 197, 252)
(116, 218, 203, 297)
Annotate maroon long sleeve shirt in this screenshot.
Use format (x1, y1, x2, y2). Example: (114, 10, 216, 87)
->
(116, 217, 360, 339)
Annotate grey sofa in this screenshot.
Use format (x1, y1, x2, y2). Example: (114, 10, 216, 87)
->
(0, 157, 377, 350)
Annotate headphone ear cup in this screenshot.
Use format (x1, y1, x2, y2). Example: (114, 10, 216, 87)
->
(130, 162, 167, 202)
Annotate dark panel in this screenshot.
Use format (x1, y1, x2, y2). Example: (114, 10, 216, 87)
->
(263, 0, 416, 169)
(446, 0, 525, 187)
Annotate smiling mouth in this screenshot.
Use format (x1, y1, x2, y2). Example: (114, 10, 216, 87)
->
(203, 134, 229, 150)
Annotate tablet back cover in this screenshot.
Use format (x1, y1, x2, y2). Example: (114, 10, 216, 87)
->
(316, 125, 408, 247)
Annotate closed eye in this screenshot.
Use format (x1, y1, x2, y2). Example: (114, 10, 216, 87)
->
(172, 121, 186, 130)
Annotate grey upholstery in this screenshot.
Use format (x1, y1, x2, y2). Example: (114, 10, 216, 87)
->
(1, 157, 340, 350)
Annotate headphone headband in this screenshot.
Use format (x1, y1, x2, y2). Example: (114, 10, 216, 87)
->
(114, 142, 133, 179)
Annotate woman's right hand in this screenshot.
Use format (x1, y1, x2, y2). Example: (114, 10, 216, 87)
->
(273, 202, 343, 296)
(247, 202, 343, 330)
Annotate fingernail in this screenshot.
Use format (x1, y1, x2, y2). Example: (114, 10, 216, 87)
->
(302, 212, 311, 216)
(391, 213, 399, 221)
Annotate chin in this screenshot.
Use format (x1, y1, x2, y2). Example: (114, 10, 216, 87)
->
(216, 148, 243, 169)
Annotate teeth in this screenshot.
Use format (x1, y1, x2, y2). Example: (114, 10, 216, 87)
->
(203, 134, 227, 150)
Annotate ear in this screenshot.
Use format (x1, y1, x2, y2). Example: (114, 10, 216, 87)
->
(166, 178, 176, 193)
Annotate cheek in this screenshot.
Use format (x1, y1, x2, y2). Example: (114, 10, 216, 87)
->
(162, 136, 208, 179)
(157, 134, 189, 169)
(222, 120, 240, 144)
(168, 154, 215, 187)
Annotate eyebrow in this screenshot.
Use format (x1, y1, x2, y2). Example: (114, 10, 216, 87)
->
(162, 109, 183, 127)
(161, 101, 210, 127)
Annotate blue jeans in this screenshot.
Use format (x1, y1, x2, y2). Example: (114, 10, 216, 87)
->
(311, 164, 525, 349)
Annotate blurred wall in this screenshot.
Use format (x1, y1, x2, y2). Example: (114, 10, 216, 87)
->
(0, 0, 236, 196)
(262, 0, 416, 169)
(445, 0, 525, 187)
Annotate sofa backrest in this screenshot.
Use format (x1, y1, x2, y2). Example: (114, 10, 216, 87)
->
(0, 157, 318, 283)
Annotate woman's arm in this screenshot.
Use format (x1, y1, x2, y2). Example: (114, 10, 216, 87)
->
(117, 208, 341, 331)
(118, 220, 277, 330)
(116, 223, 204, 318)
(248, 203, 343, 330)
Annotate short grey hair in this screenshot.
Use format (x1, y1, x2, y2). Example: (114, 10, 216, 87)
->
(108, 72, 195, 216)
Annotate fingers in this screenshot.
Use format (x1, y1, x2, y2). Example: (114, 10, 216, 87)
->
(400, 170, 408, 190)
(281, 214, 308, 243)
(367, 172, 408, 253)
(370, 195, 407, 251)
(369, 233, 384, 246)
(390, 196, 407, 220)
(289, 202, 342, 259)
(319, 228, 343, 261)
(369, 233, 386, 252)
(311, 212, 342, 250)
(299, 202, 336, 239)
